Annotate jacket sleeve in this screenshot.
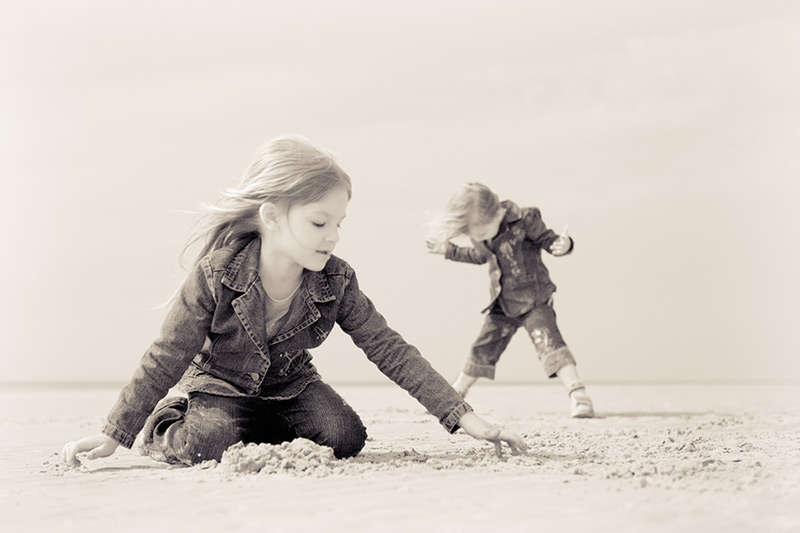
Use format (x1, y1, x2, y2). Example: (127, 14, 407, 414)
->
(335, 268, 472, 433)
(101, 258, 216, 448)
(444, 239, 490, 264)
(525, 207, 574, 255)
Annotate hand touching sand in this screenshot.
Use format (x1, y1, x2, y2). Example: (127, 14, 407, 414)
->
(459, 411, 528, 457)
(62, 433, 120, 467)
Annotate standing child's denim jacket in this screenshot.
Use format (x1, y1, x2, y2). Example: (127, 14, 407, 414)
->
(445, 200, 573, 317)
(103, 237, 471, 448)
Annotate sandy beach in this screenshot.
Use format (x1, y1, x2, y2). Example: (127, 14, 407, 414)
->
(1, 382, 798, 533)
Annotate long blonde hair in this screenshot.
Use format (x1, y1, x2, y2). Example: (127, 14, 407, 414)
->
(428, 182, 500, 243)
(182, 134, 352, 269)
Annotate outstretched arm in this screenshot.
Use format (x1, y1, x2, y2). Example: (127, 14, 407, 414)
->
(427, 236, 490, 264)
(100, 258, 215, 449)
(63, 257, 216, 466)
(337, 267, 526, 457)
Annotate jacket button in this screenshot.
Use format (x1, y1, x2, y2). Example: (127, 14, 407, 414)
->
(249, 372, 260, 381)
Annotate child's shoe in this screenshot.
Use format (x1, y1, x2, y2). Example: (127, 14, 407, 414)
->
(568, 382, 594, 418)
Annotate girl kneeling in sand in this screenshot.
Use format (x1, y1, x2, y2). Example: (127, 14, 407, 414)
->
(427, 182, 594, 418)
(63, 136, 526, 467)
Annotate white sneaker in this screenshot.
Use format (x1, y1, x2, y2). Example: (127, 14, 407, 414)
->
(570, 394, 594, 418)
(567, 381, 594, 418)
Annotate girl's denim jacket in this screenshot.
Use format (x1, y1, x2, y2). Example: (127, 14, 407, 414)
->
(103, 237, 471, 448)
(445, 201, 573, 317)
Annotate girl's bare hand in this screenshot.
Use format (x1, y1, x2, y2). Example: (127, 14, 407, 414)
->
(425, 237, 446, 255)
(458, 411, 528, 457)
(62, 433, 120, 467)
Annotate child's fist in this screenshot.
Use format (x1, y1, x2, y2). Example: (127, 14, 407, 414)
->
(549, 224, 572, 256)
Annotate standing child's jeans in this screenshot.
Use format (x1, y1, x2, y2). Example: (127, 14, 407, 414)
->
(464, 299, 576, 379)
(141, 380, 367, 465)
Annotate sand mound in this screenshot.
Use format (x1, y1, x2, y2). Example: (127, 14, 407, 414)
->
(219, 438, 338, 476)
(213, 439, 536, 478)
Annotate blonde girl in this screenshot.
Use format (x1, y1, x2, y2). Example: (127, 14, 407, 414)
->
(63, 137, 526, 467)
(427, 182, 594, 418)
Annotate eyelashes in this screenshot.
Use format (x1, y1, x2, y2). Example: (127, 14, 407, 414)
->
(312, 222, 343, 229)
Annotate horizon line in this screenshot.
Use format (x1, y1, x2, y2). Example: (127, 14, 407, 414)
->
(0, 378, 798, 390)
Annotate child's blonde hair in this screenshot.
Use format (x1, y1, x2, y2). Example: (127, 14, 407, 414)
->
(183, 134, 352, 268)
(429, 182, 500, 243)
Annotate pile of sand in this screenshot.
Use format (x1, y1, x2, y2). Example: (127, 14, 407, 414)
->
(218, 438, 338, 476)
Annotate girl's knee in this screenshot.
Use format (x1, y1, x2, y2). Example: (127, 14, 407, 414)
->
(313, 416, 367, 459)
(170, 406, 242, 465)
(329, 424, 367, 459)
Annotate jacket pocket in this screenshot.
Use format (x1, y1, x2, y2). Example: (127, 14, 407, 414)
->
(268, 349, 310, 377)
(201, 336, 269, 392)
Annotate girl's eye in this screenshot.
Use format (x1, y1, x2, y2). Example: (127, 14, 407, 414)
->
(312, 222, 326, 228)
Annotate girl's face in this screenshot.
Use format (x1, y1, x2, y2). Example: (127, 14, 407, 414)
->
(467, 209, 504, 243)
(278, 186, 349, 271)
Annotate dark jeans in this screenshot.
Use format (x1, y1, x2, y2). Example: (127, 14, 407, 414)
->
(142, 380, 367, 465)
(464, 299, 576, 379)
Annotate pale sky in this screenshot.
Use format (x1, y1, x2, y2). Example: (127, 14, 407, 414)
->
(1, 0, 798, 385)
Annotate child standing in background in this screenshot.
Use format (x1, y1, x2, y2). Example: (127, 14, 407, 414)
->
(426, 182, 594, 418)
(63, 137, 527, 468)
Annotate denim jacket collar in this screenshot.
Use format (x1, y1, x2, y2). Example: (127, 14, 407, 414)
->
(221, 237, 336, 303)
(500, 200, 522, 228)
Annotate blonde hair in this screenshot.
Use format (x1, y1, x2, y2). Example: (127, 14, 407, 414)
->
(182, 134, 352, 268)
(428, 182, 500, 243)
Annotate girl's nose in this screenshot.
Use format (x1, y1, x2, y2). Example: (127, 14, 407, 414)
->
(326, 227, 340, 244)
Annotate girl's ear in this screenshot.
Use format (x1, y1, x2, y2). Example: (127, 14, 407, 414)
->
(259, 203, 281, 230)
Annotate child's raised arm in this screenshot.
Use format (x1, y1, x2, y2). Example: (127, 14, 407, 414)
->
(438, 239, 491, 265)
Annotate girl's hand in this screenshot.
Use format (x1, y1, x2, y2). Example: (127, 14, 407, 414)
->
(549, 224, 572, 256)
(62, 433, 120, 467)
(458, 411, 528, 457)
(425, 237, 446, 255)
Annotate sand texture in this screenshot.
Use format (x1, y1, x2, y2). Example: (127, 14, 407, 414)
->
(1, 383, 798, 532)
